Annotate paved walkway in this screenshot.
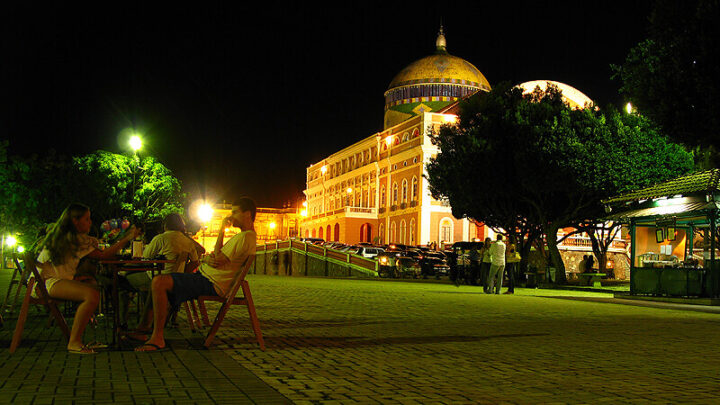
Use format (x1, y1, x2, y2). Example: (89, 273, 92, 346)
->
(2, 271, 720, 404)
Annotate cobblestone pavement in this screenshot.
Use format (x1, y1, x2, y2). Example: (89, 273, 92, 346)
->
(2, 271, 720, 404)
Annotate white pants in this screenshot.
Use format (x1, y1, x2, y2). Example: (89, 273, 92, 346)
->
(487, 264, 505, 294)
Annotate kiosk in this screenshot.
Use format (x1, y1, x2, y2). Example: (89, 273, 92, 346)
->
(603, 170, 720, 297)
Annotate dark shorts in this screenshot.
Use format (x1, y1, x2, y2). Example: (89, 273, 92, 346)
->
(168, 272, 218, 310)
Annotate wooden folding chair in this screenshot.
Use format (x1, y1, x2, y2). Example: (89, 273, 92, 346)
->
(164, 252, 202, 332)
(10, 252, 71, 353)
(195, 255, 264, 350)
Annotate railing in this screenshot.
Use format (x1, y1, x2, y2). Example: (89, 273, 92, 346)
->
(253, 238, 378, 277)
(558, 234, 627, 252)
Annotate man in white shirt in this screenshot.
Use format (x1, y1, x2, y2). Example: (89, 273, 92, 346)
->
(486, 234, 506, 294)
(135, 198, 257, 352)
(121, 213, 200, 330)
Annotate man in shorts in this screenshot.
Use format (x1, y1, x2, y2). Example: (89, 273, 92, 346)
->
(135, 198, 257, 352)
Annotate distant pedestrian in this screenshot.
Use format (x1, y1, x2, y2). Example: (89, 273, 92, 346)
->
(586, 255, 595, 272)
(578, 255, 588, 275)
(504, 243, 521, 294)
(480, 237, 492, 293)
(486, 234, 506, 294)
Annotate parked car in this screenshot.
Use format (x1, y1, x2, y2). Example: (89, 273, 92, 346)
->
(354, 246, 384, 259)
(418, 251, 450, 279)
(300, 237, 325, 245)
(377, 250, 420, 278)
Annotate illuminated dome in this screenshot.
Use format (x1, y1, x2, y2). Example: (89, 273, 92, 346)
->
(383, 27, 491, 129)
(517, 80, 595, 109)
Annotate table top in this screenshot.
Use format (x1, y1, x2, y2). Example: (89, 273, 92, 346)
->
(100, 259, 175, 265)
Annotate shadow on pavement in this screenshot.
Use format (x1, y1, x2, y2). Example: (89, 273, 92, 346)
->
(204, 332, 550, 350)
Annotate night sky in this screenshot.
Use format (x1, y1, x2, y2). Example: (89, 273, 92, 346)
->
(2, 1, 654, 208)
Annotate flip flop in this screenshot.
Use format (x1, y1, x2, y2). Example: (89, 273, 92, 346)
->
(134, 342, 169, 352)
(68, 345, 97, 355)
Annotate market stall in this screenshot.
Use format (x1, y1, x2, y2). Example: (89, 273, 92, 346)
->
(603, 169, 720, 297)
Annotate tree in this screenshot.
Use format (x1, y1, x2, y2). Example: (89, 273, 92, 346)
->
(613, 0, 720, 164)
(73, 151, 185, 228)
(427, 82, 693, 283)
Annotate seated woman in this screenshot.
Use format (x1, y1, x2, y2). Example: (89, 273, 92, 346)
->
(35, 203, 140, 354)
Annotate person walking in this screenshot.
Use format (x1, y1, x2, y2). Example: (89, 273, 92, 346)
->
(486, 234, 506, 294)
(504, 243, 521, 294)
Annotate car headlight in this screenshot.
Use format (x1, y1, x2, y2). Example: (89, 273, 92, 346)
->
(380, 257, 388, 264)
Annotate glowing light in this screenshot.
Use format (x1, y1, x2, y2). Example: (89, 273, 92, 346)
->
(129, 134, 143, 151)
(320, 165, 327, 174)
(347, 187, 353, 194)
(5, 236, 17, 247)
(626, 102, 633, 114)
(385, 136, 394, 146)
(300, 209, 308, 217)
(442, 114, 458, 124)
(269, 222, 277, 230)
(17, 246, 25, 253)
(302, 201, 308, 207)
(197, 203, 214, 223)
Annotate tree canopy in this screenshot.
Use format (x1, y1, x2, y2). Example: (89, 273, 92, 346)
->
(0, 145, 185, 246)
(427, 82, 693, 282)
(613, 0, 720, 157)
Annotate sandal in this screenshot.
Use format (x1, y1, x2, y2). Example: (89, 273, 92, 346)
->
(68, 345, 97, 355)
(134, 342, 169, 352)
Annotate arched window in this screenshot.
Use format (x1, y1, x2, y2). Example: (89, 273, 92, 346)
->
(392, 182, 398, 204)
(380, 186, 386, 207)
(411, 177, 418, 200)
(400, 220, 407, 244)
(312, 228, 316, 238)
(439, 217, 454, 244)
(410, 219, 416, 245)
(401, 179, 408, 203)
(379, 223, 385, 243)
(326, 225, 331, 241)
(318, 227, 324, 240)
(390, 222, 397, 243)
(402, 132, 410, 142)
(334, 223, 340, 241)
(412, 128, 420, 138)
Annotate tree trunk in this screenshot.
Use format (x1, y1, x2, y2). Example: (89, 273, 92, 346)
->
(544, 223, 567, 284)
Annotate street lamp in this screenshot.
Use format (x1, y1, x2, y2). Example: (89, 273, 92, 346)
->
(129, 134, 143, 152)
(626, 102, 634, 114)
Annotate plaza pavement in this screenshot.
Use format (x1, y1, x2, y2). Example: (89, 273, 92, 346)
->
(1, 272, 720, 404)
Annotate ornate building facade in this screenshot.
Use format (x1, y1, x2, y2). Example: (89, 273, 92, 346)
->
(300, 29, 491, 246)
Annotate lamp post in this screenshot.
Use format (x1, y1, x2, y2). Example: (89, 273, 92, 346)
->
(129, 134, 143, 224)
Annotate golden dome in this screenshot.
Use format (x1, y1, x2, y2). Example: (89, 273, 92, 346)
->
(387, 53, 490, 91)
(382, 28, 491, 129)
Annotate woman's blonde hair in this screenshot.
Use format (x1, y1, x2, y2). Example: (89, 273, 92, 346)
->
(36, 203, 90, 264)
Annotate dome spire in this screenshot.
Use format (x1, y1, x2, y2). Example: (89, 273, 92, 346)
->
(436, 25, 447, 53)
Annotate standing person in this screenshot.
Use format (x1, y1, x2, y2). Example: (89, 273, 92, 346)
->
(480, 237, 493, 293)
(586, 255, 595, 272)
(34, 203, 140, 354)
(135, 198, 257, 352)
(486, 234, 506, 294)
(468, 245, 481, 286)
(121, 213, 200, 332)
(504, 243, 521, 294)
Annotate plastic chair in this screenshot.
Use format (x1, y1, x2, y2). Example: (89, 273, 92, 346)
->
(10, 252, 71, 353)
(195, 256, 264, 349)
